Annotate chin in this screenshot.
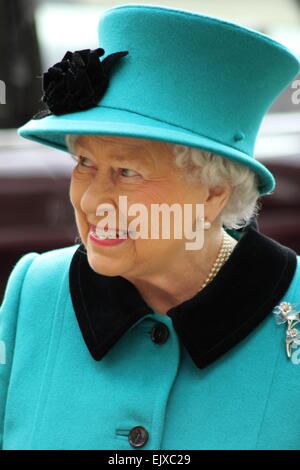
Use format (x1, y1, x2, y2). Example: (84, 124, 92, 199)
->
(86, 247, 132, 277)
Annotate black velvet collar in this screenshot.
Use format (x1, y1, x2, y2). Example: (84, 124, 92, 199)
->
(69, 226, 297, 369)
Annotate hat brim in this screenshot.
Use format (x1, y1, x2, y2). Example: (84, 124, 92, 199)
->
(18, 105, 275, 195)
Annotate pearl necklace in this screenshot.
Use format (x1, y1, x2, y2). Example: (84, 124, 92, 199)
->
(199, 228, 236, 291)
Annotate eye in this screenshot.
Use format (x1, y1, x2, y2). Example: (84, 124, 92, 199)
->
(78, 156, 94, 167)
(71, 154, 142, 177)
(72, 155, 94, 168)
(120, 168, 140, 177)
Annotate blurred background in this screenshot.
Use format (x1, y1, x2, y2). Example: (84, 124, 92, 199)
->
(0, 0, 300, 302)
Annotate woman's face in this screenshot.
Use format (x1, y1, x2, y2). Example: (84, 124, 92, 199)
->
(69, 134, 218, 278)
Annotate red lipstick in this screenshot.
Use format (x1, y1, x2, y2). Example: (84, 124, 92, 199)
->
(88, 225, 128, 247)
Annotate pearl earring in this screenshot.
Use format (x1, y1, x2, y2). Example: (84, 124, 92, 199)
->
(197, 216, 211, 230)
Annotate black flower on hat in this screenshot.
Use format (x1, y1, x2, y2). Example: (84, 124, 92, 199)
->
(32, 47, 128, 119)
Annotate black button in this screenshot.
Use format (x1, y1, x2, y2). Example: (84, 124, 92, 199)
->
(150, 322, 169, 344)
(128, 426, 149, 448)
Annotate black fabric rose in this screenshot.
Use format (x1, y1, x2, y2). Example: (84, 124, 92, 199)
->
(32, 47, 128, 119)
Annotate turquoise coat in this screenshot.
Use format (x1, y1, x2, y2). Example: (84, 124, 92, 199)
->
(1, 226, 300, 450)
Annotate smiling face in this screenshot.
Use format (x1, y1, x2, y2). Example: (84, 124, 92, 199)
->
(69, 134, 222, 279)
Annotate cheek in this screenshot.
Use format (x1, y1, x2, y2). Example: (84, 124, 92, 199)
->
(69, 172, 88, 209)
(127, 187, 188, 244)
(130, 180, 178, 206)
(125, 184, 175, 232)
(128, 179, 202, 245)
(148, 185, 196, 212)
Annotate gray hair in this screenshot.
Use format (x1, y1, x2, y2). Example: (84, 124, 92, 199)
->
(65, 134, 261, 230)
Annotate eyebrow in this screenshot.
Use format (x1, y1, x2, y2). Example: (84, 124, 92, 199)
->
(75, 141, 153, 166)
(113, 153, 148, 164)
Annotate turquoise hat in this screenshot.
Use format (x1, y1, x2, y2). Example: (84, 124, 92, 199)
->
(18, 3, 300, 195)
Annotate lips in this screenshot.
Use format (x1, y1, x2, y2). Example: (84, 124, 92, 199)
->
(90, 224, 128, 239)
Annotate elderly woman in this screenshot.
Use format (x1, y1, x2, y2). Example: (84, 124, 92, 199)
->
(1, 4, 300, 451)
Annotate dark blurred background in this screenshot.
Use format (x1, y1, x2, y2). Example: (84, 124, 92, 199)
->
(0, 0, 300, 303)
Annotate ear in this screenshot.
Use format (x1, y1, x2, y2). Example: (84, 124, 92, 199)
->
(204, 183, 232, 222)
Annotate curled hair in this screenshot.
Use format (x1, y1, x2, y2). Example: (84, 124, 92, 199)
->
(65, 134, 262, 230)
(169, 143, 262, 230)
(65, 134, 79, 155)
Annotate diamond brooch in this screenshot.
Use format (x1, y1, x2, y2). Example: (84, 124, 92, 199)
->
(272, 302, 300, 359)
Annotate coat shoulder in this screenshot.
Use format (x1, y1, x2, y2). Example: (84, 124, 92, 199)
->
(19, 243, 80, 287)
(1, 244, 80, 320)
